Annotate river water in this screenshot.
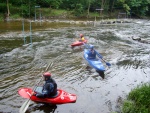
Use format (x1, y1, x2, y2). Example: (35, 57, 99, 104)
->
(0, 19, 150, 113)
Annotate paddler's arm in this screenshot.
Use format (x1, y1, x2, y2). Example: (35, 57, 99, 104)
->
(83, 43, 89, 49)
(95, 51, 103, 59)
(73, 37, 80, 41)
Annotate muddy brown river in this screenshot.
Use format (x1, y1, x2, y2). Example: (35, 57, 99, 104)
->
(0, 19, 150, 113)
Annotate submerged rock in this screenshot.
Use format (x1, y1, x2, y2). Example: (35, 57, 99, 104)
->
(130, 36, 150, 44)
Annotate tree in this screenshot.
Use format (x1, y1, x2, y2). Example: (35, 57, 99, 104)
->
(5, 0, 10, 21)
(82, 0, 95, 18)
(87, 0, 91, 17)
(100, 0, 104, 15)
(37, 0, 62, 9)
(128, 0, 150, 16)
(109, 0, 115, 15)
(117, 0, 150, 17)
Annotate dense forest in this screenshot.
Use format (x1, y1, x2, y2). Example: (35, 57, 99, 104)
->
(0, 0, 150, 20)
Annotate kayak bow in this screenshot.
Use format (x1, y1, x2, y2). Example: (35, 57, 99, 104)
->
(71, 39, 87, 47)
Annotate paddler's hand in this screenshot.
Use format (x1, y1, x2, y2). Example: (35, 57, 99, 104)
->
(75, 38, 80, 41)
(31, 92, 35, 95)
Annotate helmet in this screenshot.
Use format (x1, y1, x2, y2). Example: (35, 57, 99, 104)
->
(89, 45, 94, 49)
(43, 72, 51, 77)
(80, 34, 83, 37)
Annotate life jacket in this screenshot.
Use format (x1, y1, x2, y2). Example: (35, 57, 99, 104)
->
(87, 49, 96, 59)
(81, 37, 85, 41)
(42, 79, 57, 97)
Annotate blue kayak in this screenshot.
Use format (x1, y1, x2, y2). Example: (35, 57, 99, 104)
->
(83, 49, 105, 72)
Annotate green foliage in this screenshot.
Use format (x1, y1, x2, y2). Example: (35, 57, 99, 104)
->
(37, 0, 62, 9)
(122, 83, 150, 113)
(0, 13, 3, 21)
(127, 0, 150, 16)
(73, 3, 84, 17)
(116, 0, 150, 16)
(0, 0, 149, 19)
(11, 14, 20, 19)
(123, 4, 130, 14)
(0, 3, 7, 13)
(128, 83, 150, 108)
(122, 100, 135, 113)
(117, 0, 130, 14)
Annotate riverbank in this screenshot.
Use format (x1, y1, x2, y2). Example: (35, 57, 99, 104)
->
(120, 83, 150, 113)
(1, 17, 143, 25)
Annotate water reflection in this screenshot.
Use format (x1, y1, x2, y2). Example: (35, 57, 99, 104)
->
(26, 104, 57, 113)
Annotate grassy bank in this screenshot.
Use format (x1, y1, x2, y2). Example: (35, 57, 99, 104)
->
(121, 83, 150, 113)
(0, 8, 120, 21)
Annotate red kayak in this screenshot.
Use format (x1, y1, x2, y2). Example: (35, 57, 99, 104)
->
(71, 39, 87, 47)
(18, 87, 77, 104)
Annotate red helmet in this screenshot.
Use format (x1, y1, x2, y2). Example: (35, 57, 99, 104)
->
(80, 34, 83, 37)
(43, 72, 51, 77)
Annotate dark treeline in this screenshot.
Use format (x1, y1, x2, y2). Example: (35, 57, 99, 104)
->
(0, 0, 150, 19)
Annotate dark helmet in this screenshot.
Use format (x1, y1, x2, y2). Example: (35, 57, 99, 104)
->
(43, 72, 51, 80)
(80, 34, 83, 37)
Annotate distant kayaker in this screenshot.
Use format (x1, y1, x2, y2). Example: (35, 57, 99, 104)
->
(35, 72, 58, 98)
(79, 34, 85, 42)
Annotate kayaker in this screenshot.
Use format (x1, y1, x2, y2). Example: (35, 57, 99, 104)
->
(87, 45, 96, 59)
(79, 34, 85, 42)
(35, 72, 58, 98)
(85, 44, 103, 59)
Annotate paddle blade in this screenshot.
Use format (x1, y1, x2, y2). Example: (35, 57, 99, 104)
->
(19, 99, 31, 113)
(18, 88, 32, 99)
(106, 62, 111, 66)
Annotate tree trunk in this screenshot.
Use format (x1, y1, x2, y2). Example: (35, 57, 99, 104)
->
(100, 0, 104, 15)
(5, 0, 10, 21)
(109, 0, 115, 16)
(87, 0, 90, 18)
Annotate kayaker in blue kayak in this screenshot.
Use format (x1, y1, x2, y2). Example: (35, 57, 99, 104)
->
(87, 45, 96, 59)
(86, 44, 103, 59)
(35, 72, 58, 98)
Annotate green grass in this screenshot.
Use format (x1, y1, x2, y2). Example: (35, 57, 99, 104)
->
(0, 8, 121, 21)
(0, 8, 128, 21)
(0, 13, 3, 21)
(11, 14, 21, 19)
(52, 9, 67, 15)
(41, 9, 69, 17)
(122, 83, 150, 113)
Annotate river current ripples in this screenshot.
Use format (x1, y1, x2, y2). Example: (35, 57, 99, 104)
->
(0, 19, 150, 113)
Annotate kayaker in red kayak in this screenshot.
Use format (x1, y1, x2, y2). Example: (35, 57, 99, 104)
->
(35, 72, 58, 98)
(79, 34, 85, 42)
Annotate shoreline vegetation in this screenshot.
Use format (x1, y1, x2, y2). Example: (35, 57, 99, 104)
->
(1, 8, 150, 22)
(119, 83, 150, 113)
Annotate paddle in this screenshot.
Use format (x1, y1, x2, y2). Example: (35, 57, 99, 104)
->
(95, 51, 111, 67)
(19, 62, 52, 113)
(19, 75, 43, 113)
(19, 97, 31, 113)
(83, 43, 111, 67)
